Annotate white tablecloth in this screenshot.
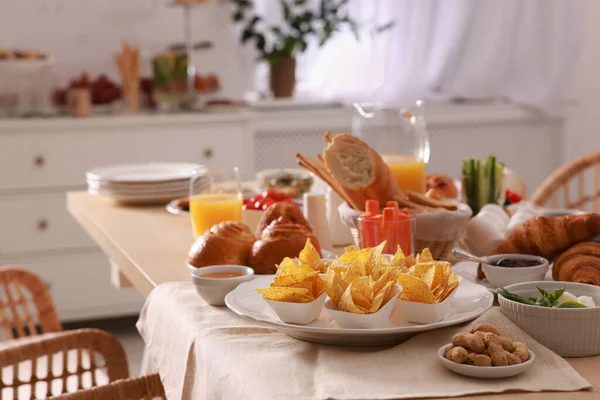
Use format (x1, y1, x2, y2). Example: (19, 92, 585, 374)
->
(137, 282, 591, 400)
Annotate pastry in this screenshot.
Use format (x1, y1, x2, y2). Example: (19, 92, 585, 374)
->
(425, 174, 458, 200)
(477, 214, 600, 279)
(250, 217, 321, 274)
(188, 222, 255, 268)
(553, 242, 600, 285)
(254, 202, 311, 238)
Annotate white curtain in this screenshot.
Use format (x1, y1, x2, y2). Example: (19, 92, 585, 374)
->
(257, 0, 584, 107)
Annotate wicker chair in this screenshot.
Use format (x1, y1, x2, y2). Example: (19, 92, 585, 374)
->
(52, 374, 166, 400)
(0, 328, 129, 399)
(530, 148, 600, 212)
(0, 267, 62, 340)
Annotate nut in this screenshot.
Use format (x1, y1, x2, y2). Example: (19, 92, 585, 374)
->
(448, 346, 469, 363)
(473, 354, 493, 367)
(470, 324, 501, 336)
(444, 345, 455, 359)
(505, 350, 522, 365)
(451, 332, 485, 353)
(483, 333, 508, 366)
(513, 342, 529, 362)
(499, 336, 516, 352)
(473, 331, 486, 341)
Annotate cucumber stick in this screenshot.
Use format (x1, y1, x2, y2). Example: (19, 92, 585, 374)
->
(462, 154, 504, 215)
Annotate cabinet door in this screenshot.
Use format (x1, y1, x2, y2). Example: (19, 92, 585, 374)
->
(0, 121, 248, 191)
(0, 193, 95, 255)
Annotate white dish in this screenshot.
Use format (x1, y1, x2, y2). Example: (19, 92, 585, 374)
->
(86, 162, 201, 183)
(395, 285, 457, 325)
(481, 254, 549, 288)
(498, 281, 600, 357)
(438, 344, 535, 378)
(225, 275, 493, 346)
(323, 285, 400, 329)
(453, 261, 553, 292)
(263, 291, 327, 325)
(166, 198, 189, 215)
(191, 265, 254, 306)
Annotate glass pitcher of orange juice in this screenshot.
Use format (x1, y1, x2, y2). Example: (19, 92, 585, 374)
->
(189, 167, 243, 238)
(353, 101, 430, 193)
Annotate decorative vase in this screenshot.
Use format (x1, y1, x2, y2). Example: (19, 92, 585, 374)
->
(269, 56, 296, 98)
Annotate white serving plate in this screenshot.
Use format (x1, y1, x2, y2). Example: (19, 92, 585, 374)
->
(453, 261, 553, 292)
(225, 275, 493, 346)
(438, 344, 535, 378)
(86, 162, 201, 183)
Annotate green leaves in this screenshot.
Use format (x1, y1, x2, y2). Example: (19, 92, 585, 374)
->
(498, 289, 537, 306)
(500, 287, 589, 309)
(558, 301, 588, 309)
(536, 287, 564, 307)
(229, 0, 393, 62)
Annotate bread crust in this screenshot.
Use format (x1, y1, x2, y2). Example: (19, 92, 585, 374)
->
(188, 222, 255, 268)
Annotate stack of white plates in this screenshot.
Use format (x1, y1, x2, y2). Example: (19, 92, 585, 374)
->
(86, 162, 203, 205)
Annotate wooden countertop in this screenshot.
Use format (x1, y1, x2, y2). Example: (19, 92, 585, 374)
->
(67, 191, 600, 399)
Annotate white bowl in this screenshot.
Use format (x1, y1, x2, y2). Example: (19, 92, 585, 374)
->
(499, 281, 600, 357)
(481, 254, 548, 288)
(191, 265, 254, 306)
(323, 285, 400, 329)
(395, 287, 457, 325)
(263, 290, 327, 325)
(438, 344, 535, 378)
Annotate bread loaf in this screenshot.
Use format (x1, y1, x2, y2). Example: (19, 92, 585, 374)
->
(250, 217, 321, 274)
(188, 222, 255, 268)
(553, 242, 600, 285)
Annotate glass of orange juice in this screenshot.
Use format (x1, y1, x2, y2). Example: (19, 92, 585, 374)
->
(353, 101, 430, 193)
(189, 167, 243, 238)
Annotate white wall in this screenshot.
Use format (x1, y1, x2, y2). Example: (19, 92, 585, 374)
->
(564, 0, 600, 162)
(0, 0, 253, 98)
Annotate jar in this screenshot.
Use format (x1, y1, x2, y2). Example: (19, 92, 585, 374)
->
(353, 101, 430, 193)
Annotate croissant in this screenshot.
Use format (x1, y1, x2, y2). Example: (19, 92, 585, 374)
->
(477, 214, 600, 279)
(250, 217, 321, 274)
(553, 242, 600, 285)
(254, 202, 311, 238)
(188, 222, 255, 268)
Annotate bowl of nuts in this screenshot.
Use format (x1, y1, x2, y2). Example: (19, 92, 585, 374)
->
(438, 324, 535, 379)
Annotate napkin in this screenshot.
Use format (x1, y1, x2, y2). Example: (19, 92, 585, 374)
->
(137, 283, 592, 400)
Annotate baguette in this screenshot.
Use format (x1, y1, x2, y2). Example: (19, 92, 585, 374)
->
(322, 133, 402, 211)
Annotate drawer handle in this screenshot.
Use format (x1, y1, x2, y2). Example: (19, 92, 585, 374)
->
(37, 219, 48, 231)
(33, 155, 45, 167)
(202, 148, 214, 160)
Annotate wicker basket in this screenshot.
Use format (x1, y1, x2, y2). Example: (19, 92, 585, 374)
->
(338, 202, 472, 260)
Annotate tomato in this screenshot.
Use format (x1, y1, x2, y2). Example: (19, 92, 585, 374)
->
(505, 189, 522, 204)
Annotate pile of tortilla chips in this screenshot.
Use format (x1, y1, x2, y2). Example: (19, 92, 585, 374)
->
(397, 250, 459, 304)
(298, 239, 331, 273)
(324, 242, 403, 314)
(255, 257, 325, 303)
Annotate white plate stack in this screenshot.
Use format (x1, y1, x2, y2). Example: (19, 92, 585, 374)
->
(86, 162, 204, 205)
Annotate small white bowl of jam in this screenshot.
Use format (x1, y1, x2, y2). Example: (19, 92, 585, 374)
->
(481, 254, 548, 289)
(191, 265, 254, 306)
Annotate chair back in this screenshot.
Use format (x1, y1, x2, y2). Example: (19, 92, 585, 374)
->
(530, 148, 600, 212)
(0, 329, 129, 399)
(51, 374, 166, 400)
(0, 266, 62, 340)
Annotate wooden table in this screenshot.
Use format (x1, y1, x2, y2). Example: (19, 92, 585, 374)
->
(67, 191, 600, 399)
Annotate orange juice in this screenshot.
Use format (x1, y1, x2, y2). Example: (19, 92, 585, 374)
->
(382, 155, 426, 193)
(189, 193, 243, 237)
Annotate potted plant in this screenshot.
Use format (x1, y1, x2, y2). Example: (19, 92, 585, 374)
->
(230, 0, 393, 98)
